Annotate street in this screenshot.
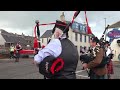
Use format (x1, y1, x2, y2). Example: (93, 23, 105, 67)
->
(0, 58, 43, 79)
(0, 58, 120, 79)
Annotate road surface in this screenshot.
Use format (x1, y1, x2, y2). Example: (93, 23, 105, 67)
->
(0, 58, 120, 79)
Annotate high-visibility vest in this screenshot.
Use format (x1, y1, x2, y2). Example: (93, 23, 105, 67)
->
(10, 46, 14, 52)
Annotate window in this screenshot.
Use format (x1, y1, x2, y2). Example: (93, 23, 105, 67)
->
(75, 33, 78, 41)
(80, 46, 82, 51)
(82, 25, 86, 33)
(84, 35, 86, 43)
(5, 43, 10, 47)
(84, 46, 87, 51)
(76, 23, 79, 30)
(47, 38, 49, 43)
(80, 34, 82, 42)
(42, 38, 44, 43)
(88, 47, 90, 50)
(80, 24, 83, 31)
(83, 25, 85, 30)
(72, 23, 76, 29)
(89, 36, 90, 43)
(75, 46, 77, 49)
(72, 22, 79, 31)
(85, 26, 87, 33)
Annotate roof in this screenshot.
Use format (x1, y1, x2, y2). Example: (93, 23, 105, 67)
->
(0, 29, 29, 46)
(40, 30, 53, 38)
(108, 21, 120, 29)
(2, 34, 28, 46)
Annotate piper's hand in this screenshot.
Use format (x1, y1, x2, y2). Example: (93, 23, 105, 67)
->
(34, 61, 39, 67)
(82, 63, 88, 69)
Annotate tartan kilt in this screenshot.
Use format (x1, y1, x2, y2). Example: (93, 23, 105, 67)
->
(107, 60, 114, 74)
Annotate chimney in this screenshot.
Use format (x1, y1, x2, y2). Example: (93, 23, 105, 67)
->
(21, 33, 24, 38)
(60, 12, 66, 22)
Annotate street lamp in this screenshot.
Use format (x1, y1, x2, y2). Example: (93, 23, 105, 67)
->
(104, 18, 106, 28)
(104, 18, 107, 41)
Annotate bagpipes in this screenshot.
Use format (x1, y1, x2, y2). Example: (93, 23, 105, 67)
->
(34, 11, 81, 78)
(33, 11, 80, 50)
(80, 25, 112, 68)
(99, 25, 110, 47)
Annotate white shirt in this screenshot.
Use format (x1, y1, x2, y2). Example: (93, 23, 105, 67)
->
(106, 46, 113, 56)
(34, 39, 62, 64)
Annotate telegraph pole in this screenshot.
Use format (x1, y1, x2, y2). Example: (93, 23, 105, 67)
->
(104, 18, 106, 28)
(104, 18, 107, 41)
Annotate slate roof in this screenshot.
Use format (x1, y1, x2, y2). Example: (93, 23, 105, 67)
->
(2, 34, 28, 46)
(108, 21, 120, 29)
(0, 29, 28, 46)
(40, 30, 53, 38)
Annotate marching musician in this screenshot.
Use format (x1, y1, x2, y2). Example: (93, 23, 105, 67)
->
(105, 41, 114, 79)
(34, 12, 79, 79)
(82, 37, 107, 79)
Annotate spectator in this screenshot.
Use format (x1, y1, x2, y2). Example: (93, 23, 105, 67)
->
(14, 42, 22, 62)
(105, 41, 114, 79)
(9, 44, 15, 59)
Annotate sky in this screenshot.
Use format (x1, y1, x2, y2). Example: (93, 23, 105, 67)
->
(0, 11, 120, 40)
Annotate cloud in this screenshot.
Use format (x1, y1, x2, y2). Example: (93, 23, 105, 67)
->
(89, 22, 96, 28)
(1, 27, 32, 36)
(0, 20, 13, 27)
(0, 11, 62, 36)
(1, 11, 120, 39)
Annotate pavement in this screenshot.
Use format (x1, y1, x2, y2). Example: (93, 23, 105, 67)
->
(0, 58, 120, 79)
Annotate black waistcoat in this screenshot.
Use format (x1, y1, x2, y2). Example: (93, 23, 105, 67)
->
(52, 38, 79, 79)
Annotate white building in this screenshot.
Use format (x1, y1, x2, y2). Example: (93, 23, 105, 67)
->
(110, 39, 120, 61)
(68, 27, 91, 55)
(40, 12, 92, 55)
(0, 30, 6, 47)
(40, 27, 92, 55)
(40, 30, 53, 46)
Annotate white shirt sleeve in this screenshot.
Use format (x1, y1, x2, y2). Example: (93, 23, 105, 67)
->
(34, 39, 62, 64)
(106, 48, 111, 56)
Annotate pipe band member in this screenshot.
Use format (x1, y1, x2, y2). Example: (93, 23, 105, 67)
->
(34, 20, 79, 79)
(15, 42, 22, 62)
(105, 41, 114, 79)
(82, 37, 107, 79)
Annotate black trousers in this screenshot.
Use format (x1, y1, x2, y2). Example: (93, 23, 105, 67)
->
(10, 51, 14, 58)
(89, 70, 105, 79)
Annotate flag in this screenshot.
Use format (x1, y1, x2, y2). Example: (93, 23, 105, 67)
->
(109, 38, 114, 44)
(84, 11, 92, 34)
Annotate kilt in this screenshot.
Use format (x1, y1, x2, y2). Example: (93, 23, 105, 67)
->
(107, 60, 114, 74)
